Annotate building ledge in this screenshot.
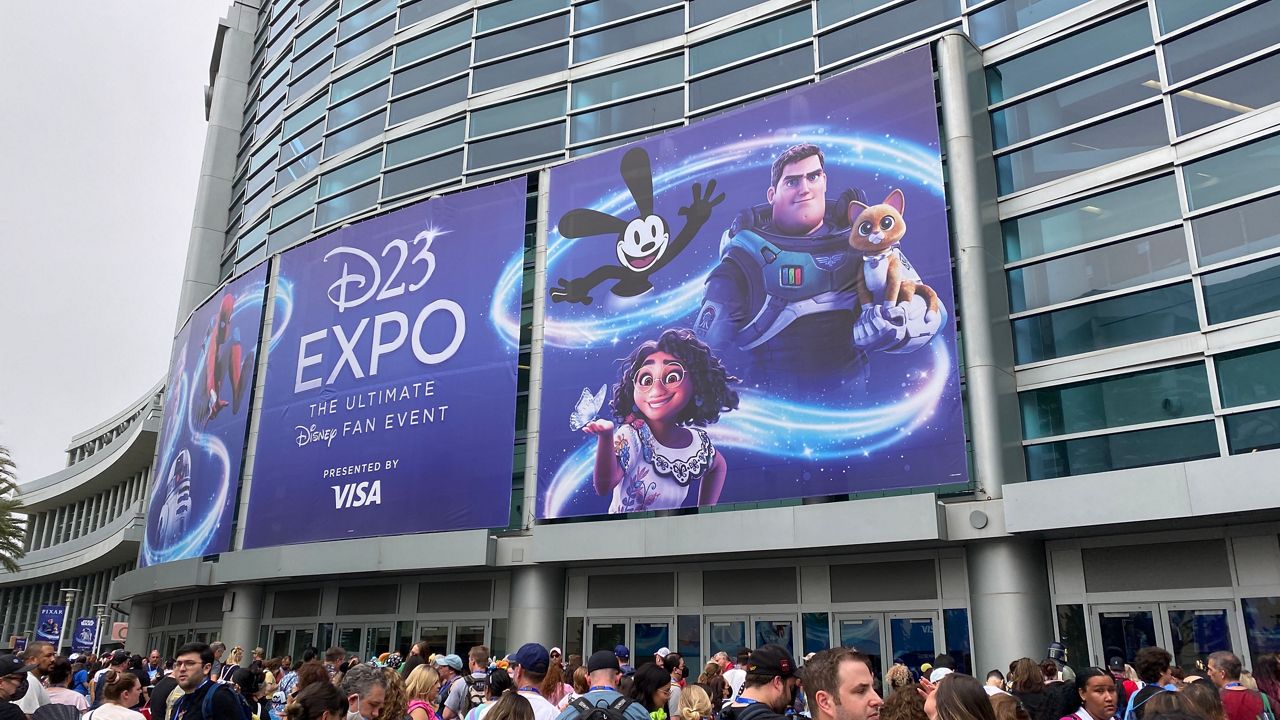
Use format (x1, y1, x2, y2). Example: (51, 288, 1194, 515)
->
(18, 411, 159, 512)
(0, 507, 142, 586)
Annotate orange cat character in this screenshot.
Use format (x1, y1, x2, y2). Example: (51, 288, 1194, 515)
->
(847, 188, 940, 316)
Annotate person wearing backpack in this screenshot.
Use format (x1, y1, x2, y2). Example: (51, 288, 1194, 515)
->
(717, 645, 798, 720)
(170, 642, 255, 720)
(455, 648, 493, 720)
(554, 651, 649, 720)
(1123, 648, 1175, 720)
(1208, 651, 1272, 720)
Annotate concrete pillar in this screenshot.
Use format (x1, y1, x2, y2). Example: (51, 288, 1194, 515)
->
(126, 600, 153, 654)
(509, 566, 565, 649)
(220, 584, 264, 666)
(967, 537, 1053, 672)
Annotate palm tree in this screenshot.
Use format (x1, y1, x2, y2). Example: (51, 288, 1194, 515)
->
(0, 446, 27, 572)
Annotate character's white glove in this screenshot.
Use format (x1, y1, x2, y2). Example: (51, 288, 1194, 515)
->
(853, 295, 946, 354)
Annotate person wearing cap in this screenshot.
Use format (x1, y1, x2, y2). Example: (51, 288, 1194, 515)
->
(508, 644, 560, 720)
(614, 648, 634, 679)
(802, 648, 882, 720)
(0, 654, 35, 720)
(435, 654, 465, 720)
(722, 650, 749, 704)
(720, 645, 799, 720)
(556, 650, 649, 720)
(551, 650, 564, 673)
(17, 643, 53, 715)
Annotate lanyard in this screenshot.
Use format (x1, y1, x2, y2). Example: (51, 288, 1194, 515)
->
(735, 698, 760, 706)
(520, 687, 542, 695)
(1226, 683, 1243, 688)
(589, 686, 616, 693)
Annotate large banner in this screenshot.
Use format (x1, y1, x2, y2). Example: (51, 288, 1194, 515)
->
(244, 179, 526, 548)
(36, 605, 64, 644)
(536, 47, 967, 518)
(141, 264, 268, 566)
(71, 618, 98, 653)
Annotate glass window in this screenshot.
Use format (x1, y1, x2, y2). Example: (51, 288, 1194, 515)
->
(572, 56, 682, 110)
(1172, 52, 1280, 137)
(570, 128, 664, 156)
(1004, 176, 1181, 261)
(691, 45, 813, 111)
(1153, 0, 1240, 34)
(1020, 363, 1211, 440)
(277, 146, 322, 188)
(292, 32, 335, 79)
(817, 0, 901, 27)
(1201, 253, 1280, 325)
(986, 9, 1152, 103)
(691, 9, 811, 75)
(338, 0, 394, 40)
(385, 119, 465, 166)
(321, 151, 382, 196)
(330, 54, 391, 103)
(473, 44, 569, 93)
(323, 109, 386, 158)
(395, 17, 470, 67)
(316, 180, 380, 226)
(691, 0, 764, 26)
(996, 104, 1168, 194)
(1161, 2, 1280, 85)
(335, 15, 394, 66)
(1008, 228, 1190, 313)
(388, 76, 468, 126)
(1184, 133, 1280, 211)
(285, 93, 329, 136)
(1025, 421, 1219, 480)
(818, 0, 959, 66)
(1193, 192, 1280, 266)
(288, 59, 330, 103)
(967, 0, 1085, 45)
(268, 209, 316, 253)
(943, 609, 972, 675)
(237, 242, 268, 272)
(478, 0, 567, 31)
(467, 158, 547, 182)
(327, 80, 388, 129)
(294, 8, 338, 54)
(571, 89, 683, 144)
(271, 181, 318, 228)
(244, 183, 273, 224)
(991, 55, 1161, 149)
(1012, 282, 1199, 363)
(1225, 407, 1280, 454)
(392, 47, 468, 96)
(236, 219, 270, 258)
(1243, 597, 1280, 655)
(398, 0, 466, 30)
(381, 150, 463, 197)
(1217, 342, 1280, 408)
(471, 90, 566, 138)
(466, 122, 564, 170)
(576, 0, 678, 30)
(250, 133, 281, 177)
(475, 13, 568, 63)
(281, 121, 324, 165)
(573, 9, 682, 63)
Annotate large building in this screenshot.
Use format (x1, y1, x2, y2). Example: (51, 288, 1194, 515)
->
(9, 0, 1280, 681)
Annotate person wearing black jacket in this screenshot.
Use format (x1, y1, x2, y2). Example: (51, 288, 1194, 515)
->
(171, 643, 245, 720)
(150, 671, 180, 720)
(718, 645, 799, 720)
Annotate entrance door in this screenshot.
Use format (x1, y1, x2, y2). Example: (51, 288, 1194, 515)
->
(269, 626, 317, 661)
(706, 615, 798, 662)
(834, 611, 941, 691)
(588, 618, 673, 665)
(1091, 602, 1235, 668)
(634, 618, 672, 663)
(453, 621, 489, 658)
(589, 618, 629, 655)
(752, 616, 797, 658)
(837, 615, 884, 680)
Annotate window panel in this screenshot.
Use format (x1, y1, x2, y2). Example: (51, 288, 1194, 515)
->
(316, 179, 380, 225)
(1012, 282, 1199, 363)
(996, 104, 1168, 194)
(1020, 363, 1211, 440)
(338, 0, 394, 40)
(690, 0, 765, 26)
(321, 151, 383, 196)
(986, 9, 1152, 103)
(967, 0, 1085, 45)
(691, 9, 811, 75)
(570, 89, 682, 144)
(277, 146, 322, 188)
(992, 55, 1161, 149)
(244, 184, 273, 224)
(1216, 342, 1280, 408)
(470, 90, 566, 138)
(1161, 2, 1280, 85)
(327, 80, 388, 130)
(817, 0, 900, 27)
(477, 0, 567, 31)
(271, 182, 318, 228)
(475, 13, 568, 63)
(1008, 228, 1190, 312)
(473, 44, 568, 93)
(1225, 407, 1280, 454)
(388, 76, 468, 126)
(395, 17, 470, 67)
(285, 93, 329, 136)
(1183, 133, 1280, 210)
(331, 54, 392, 102)
(335, 15, 394, 65)
(385, 119, 465, 166)
(575, 0, 678, 31)
(1171, 52, 1280, 137)
(1193, 192, 1280, 266)
(268, 209, 316, 253)
(572, 56, 683, 110)
(1153, 0, 1240, 34)
(381, 150, 463, 197)
(323, 109, 386, 158)
(466, 122, 564, 170)
(818, 0, 959, 66)
(391, 47, 468, 96)
(293, 8, 337, 54)
(288, 59, 331, 102)
(1025, 421, 1219, 480)
(398, 0, 465, 30)
(573, 9, 682, 63)
(691, 45, 812, 111)
(291, 30, 335, 77)
(1201, 253, 1280, 325)
(236, 219, 270, 258)
(1004, 175, 1181, 261)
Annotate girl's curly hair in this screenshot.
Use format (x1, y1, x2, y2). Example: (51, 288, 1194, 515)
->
(611, 327, 739, 427)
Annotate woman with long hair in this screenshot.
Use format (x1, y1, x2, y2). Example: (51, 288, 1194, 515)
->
(629, 664, 674, 720)
(295, 661, 331, 696)
(383, 667, 411, 720)
(1180, 680, 1226, 720)
(86, 670, 146, 720)
(540, 657, 573, 707)
(1255, 655, 1280, 709)
(1066, 667, 1118, 720)
(989, 694, 1031, 720)
(1007, 659, 1055, 720)
(881, 683, 928, 720)
(486, 692, 534, 720)
(46, 658, 90, 712)
(559, 667, 590, 711)
(676, 684, 714, 720)
(286, 681, 349, 720)
(922, 673, 996, 720)
(407, 665, 443, 720)
(697, 664, 722, 686)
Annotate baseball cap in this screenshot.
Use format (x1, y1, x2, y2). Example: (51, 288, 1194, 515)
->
(68, 653, 82, 662)
(655, 647, 671, 659)
(929, 668, 954, 683)
(110, 650, 131, 665)
(745, 644, 795, 679)
(614, 645, 630, 659)
(587, 650, 621, 673)
(1108, 656, 1125, 672)
(434, 654, 464, 672)
(509, 643, 550, 674)
(0, 655, 34, 677)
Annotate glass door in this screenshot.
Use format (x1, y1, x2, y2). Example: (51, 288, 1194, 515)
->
(1092, 604, 1159, 666)
(293, 628, 316, 660)
(836, 615, 884, 682)
(634, 618, 672, 664)
(453, 621, 489, 658)
(337, 625, 365, 657)
(706, 617, 748, 659)
(365, 626, 393, 659)
(590, 618, 629, 655)
(752, 616, 796, 657)
(1164, 603, 1234, 670)
(418, 624, 450, 655)
(888, 612, 940, 674)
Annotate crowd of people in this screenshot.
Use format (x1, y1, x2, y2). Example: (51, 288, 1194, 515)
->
(2, 637, 1278, 720)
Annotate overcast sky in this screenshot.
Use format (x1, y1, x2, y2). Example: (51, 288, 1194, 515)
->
(0, 1, 234, 483)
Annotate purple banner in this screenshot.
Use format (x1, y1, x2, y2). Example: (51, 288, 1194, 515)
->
(71, 617, 98, 652)
(536, 47, 967, 519)
(244, 179, 526, 548)
(36, 605, 64, 644)
(141, 264, 268, 566)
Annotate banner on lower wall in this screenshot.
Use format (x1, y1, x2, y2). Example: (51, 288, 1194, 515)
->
(140, 264, 269, 567)
(71, 617, 98, 652)
(536, 47, 967, 519)
(36, 605, 64, 644)
(244, 178, 526, 548)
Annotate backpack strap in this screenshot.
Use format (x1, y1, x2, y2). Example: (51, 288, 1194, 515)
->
(570, 697, 597, 717)
(608, 697, 637, 713)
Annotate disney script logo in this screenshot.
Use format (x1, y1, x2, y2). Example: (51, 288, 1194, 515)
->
(295, 424, 338, 448)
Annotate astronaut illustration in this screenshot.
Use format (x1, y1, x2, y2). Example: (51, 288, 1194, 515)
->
(695, 143, 945, 395)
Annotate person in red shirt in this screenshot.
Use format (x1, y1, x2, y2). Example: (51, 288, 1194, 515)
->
(1207, 651, 1266, 720)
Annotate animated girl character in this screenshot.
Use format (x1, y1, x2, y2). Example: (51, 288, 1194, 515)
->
(581, 327, 740, 513)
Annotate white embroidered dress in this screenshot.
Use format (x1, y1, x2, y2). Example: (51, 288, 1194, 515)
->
(609, 419, 716, 513)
